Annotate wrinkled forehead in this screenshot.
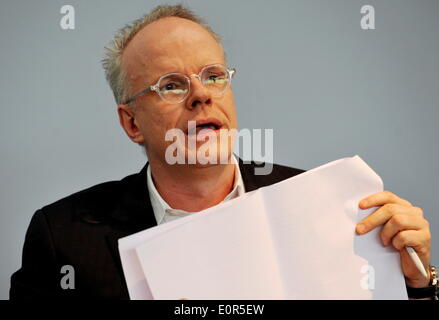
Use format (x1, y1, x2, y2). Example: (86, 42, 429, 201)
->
(122, 17, 225, 82)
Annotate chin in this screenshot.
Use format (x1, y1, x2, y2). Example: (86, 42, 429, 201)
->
(185, 146, 233, 167)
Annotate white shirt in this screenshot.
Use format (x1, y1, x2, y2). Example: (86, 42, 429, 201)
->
(147, 155, 246, 225)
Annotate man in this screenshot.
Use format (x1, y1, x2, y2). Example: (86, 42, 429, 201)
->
(10, 4, 435, 299)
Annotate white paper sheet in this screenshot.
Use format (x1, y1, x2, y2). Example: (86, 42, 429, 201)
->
(119, 155, 408, 300)
(118, 190, 259, 299)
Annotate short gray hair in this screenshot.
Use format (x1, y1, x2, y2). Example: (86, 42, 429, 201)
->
(102, 4, 223, 105)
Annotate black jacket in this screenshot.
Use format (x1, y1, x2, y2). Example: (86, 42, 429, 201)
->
(10, 159, 304, 299)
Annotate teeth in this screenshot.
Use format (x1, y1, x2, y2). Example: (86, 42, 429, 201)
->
(186, 122, 221, 135)
(186, 124, 219, 135)
(196, 125, 216, 133)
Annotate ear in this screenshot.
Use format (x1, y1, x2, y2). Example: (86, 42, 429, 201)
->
(117, 104, 145, 144)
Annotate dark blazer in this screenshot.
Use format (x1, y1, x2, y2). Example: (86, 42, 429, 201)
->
(10, 158, 305, 299)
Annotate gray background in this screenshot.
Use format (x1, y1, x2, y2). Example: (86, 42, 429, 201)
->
(0, 0, 438, 299)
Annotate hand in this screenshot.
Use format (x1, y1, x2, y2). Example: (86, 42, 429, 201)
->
(356, 190, 431, 288)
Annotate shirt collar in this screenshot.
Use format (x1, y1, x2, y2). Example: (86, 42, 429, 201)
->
(147, 155, 245, 225)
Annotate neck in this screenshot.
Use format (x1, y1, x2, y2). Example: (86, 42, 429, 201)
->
(148, 155, 236, 212)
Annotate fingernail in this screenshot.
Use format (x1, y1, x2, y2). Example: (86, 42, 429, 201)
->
(357, 224, 366, 234)
(359, 200, 367, 207)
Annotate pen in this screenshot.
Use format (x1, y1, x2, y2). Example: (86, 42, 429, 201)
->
(405, 246, 428, 279)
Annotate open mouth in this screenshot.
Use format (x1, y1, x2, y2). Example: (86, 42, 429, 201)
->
(195, 122, 220, 131)
(186, 118, 223, 135)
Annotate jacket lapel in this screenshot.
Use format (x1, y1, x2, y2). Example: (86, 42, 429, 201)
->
(238, 157, 265, 192)
(104, 162, 157, 286)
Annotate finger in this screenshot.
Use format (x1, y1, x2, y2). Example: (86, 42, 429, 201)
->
(359, 190, 412, 209)
(356, 204, 423, 234)
(380, 214, 429, 246)
(391, 229, 431, 253)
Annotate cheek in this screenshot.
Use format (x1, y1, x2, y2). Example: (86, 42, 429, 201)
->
(137, 106, 183, 145)
(221, 92, 238, 128)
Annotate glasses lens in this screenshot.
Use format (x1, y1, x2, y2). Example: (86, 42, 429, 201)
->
(201, 65, 230, 96)
(158, 74, 189, 103)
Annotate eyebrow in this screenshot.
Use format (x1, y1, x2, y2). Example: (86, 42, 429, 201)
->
(156, 62, 225, 75)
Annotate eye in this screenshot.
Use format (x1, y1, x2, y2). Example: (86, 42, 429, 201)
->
(204, 73, 227, 85)
(161, 83, 178, 91)
(159, 81, 187, 94)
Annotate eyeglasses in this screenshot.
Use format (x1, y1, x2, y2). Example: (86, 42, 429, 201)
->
(122, 64, 236, 105)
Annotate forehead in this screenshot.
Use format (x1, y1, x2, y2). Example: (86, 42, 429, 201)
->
(122, 17, 225, 81)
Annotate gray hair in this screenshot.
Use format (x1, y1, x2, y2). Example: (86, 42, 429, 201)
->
(102, 4, 223, 105)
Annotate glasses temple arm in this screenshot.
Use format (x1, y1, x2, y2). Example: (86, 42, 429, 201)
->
(122, 86, 154, 105)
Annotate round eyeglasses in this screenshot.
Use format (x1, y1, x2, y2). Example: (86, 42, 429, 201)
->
(122, 64, 236, 105)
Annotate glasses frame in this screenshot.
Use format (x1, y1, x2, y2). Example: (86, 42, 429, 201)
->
(122, 63, 236, 105)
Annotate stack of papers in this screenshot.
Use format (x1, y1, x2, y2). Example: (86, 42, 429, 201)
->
(118, 156, 408, 299)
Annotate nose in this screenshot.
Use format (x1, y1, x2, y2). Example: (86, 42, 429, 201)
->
(185, 75, 213, 110)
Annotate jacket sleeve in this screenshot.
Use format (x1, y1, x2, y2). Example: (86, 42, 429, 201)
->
(10, 209, 61, 300)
